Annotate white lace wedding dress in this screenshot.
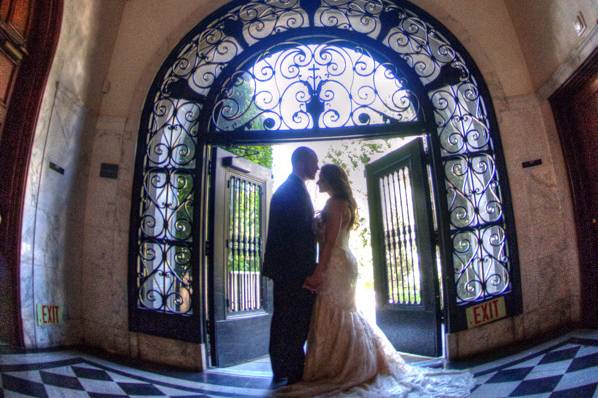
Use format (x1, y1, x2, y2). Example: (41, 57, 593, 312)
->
(277, 222, 474, 397)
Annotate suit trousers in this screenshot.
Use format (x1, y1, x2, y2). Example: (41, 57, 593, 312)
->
(269, 281, 315, 382)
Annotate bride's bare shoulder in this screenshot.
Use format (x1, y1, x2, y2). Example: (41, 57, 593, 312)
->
(324, 198, 350, 219)
(325, 197, 347, 208)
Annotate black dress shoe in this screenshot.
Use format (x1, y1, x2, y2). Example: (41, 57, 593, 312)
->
(286, 375, 302, 385)
(271, 377, 288, 388)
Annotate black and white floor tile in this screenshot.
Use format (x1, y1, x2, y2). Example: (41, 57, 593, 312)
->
(0, 330, 596, 397)
(469, 330, 598, 397)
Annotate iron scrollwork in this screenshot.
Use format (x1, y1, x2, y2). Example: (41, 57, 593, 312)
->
(239, 0, 309, 45)
(367, 1, 510, 303)
(138, 242, 193, 314)
(444, 153, 508, 302)
(136, 98, 199, 314)
(444, 154, 502, 229)
(453, 225, 509, 302)
(315, 0, 385, 38)
(137, 168, 194, 314)
(133, 0, 519, 326)
(210, 40, 420, 131)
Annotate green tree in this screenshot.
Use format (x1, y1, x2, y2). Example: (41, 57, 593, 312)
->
(227, 145, 273, 169)
(324, 139, 392, 249)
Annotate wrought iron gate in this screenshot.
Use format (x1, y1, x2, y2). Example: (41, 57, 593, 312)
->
(366, 138, 441, 357)
(208, 147, 273, 367)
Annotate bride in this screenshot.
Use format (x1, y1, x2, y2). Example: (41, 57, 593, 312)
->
(276, 164, 474, 397)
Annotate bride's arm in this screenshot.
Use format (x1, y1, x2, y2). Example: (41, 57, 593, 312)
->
(304, 199, 344, 290)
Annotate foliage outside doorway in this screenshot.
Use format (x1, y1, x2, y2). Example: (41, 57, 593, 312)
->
(227, 136, 421, 323)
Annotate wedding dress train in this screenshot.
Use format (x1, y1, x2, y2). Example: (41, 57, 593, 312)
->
(277, 227, 474, 397)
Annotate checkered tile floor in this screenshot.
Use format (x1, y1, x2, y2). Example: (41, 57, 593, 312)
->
(0, 330, 596, 397)
(0, 359, 253, 397)
(470, 333, 598, 397)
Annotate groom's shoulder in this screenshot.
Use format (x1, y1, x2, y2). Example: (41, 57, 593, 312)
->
(272, 180, 299, 207)
(274, 176, 297, 195)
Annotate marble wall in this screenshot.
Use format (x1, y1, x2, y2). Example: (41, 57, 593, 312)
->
(18, 0, 125, 349)
(20, 84, 88, 347)
(504, 0, 598, 91)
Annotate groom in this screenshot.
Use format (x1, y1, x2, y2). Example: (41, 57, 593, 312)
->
(262, 146, 319, 385)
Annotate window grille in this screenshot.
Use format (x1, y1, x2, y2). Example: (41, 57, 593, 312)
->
(130, 0, 521, 337)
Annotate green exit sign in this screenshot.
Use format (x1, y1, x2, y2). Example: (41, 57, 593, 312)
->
(36, 304, 61, 326)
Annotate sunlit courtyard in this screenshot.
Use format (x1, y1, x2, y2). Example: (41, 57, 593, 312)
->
(227, 136, 420, 323)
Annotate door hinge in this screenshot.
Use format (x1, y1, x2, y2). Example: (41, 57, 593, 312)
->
(204, 240, 212, 257)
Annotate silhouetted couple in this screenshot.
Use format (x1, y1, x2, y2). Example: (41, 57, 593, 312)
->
(262, 147, 473, 397)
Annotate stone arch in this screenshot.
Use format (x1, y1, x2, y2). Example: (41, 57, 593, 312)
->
(127, 0, 522, 339)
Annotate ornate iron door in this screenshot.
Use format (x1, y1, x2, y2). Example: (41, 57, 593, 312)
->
(366, 138, 441, 357)
(208, 147, 273, 367)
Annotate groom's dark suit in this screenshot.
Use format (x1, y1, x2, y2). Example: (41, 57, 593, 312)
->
(262, 174, 316, 383)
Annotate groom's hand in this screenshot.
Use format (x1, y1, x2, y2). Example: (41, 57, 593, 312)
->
(303, 269, 323, 293)
(302, 282, 317, 294)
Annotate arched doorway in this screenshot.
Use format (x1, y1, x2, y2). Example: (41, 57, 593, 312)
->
(0, 0, 63, 346)
(128, 0, 521, 367)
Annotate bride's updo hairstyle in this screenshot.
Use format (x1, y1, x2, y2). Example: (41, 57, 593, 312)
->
(319, 164, 358, 228)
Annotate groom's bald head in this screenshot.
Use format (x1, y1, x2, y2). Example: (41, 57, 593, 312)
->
(292, 147, 319, 181)
(291, 146, 316, 167)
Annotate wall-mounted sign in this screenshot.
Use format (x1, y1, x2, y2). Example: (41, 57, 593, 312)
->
(48, 161, 65, 175)
(466, 297, 507, 329)
(100, 163, 119, 179)
(36, 304, 61, 326)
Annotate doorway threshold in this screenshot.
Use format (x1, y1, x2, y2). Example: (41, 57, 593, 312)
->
(208, 355, 272, 378)
(208, 352, 445, 378)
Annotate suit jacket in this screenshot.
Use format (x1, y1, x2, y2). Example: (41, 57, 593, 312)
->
(262, 174, 316, 286)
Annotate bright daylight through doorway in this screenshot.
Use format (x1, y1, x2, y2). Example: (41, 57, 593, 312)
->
(227, 135, 422, 324)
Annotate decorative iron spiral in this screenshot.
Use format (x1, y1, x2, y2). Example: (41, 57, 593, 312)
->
(133, 0, 516, 316)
